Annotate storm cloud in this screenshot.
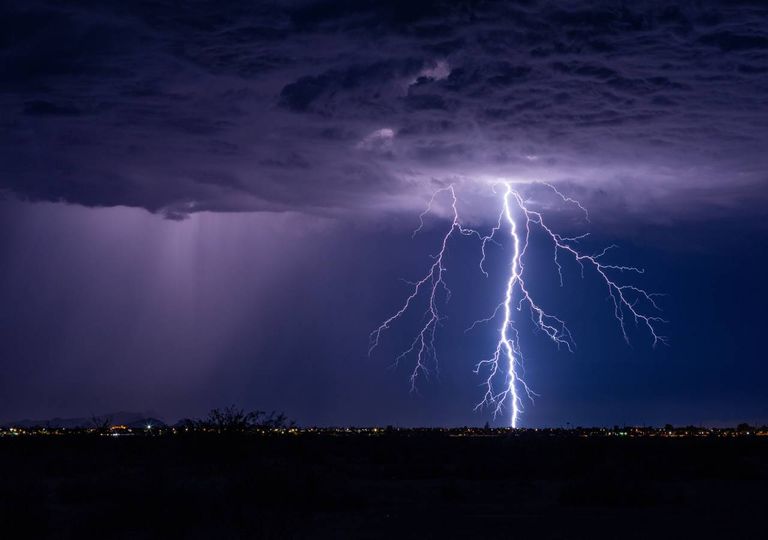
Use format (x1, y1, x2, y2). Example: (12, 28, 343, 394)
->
(1, 0, 767, 222)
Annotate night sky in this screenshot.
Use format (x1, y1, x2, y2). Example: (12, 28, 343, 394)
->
(1, 0, 767, 427)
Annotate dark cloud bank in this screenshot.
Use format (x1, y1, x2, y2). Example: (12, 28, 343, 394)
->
(1, 0, 767, 222)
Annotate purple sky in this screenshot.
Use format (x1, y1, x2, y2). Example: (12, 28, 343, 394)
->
(1, 1, 767, 426)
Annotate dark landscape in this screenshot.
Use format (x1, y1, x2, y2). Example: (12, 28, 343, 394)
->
(2, 425, 768, 539)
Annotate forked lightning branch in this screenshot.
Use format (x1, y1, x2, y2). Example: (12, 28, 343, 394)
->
(369, 182, 666, 427)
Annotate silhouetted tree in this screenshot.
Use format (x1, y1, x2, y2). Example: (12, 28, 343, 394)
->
(90, 414, 113, 434)
(193, 406, 294, 433)
(206, 406, 254, 432)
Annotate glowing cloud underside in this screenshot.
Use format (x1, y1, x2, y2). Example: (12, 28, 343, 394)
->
(369, 182, 666, 427)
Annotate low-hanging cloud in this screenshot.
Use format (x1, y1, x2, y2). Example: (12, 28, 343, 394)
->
(1, 0, 767, 222)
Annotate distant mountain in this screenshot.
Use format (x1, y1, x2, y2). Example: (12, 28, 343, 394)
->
(1, 411, 167, 429)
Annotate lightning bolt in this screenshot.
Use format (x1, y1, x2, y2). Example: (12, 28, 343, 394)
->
(370, 181, 665, 427)
(368, 185, 482, 388)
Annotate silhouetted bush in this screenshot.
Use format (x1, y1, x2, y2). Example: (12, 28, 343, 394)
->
(181, 405, 294, 433)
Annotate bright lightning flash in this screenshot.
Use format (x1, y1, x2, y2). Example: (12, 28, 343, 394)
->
(369, 182, 666, 427)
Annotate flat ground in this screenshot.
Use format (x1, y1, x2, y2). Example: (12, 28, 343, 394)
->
(1, 433, 766, 539)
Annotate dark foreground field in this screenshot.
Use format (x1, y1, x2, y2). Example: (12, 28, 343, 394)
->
(1, 433, 767, 539)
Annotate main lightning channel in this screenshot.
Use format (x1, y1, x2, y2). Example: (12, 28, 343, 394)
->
(370, 181, 665, 427)
(500, 184, 522, 426)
